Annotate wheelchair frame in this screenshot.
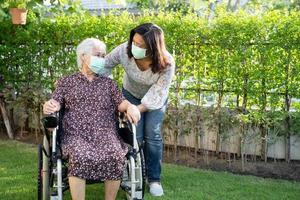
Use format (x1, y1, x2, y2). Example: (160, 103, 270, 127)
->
(37, 113, 145, 200)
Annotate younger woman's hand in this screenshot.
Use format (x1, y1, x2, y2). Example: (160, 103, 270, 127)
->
(126, 104, 141, 125)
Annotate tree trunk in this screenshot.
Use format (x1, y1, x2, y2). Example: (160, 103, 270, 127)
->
(7, 89, 16, 133)
(260, 78, 267, 162)
(241, 138, 245, 172)
(242, 74, 248, 112)
(208, 0, 222, 21)
(236, 94, 240, 108)
(216, 81, 224, 155)
(233, 0, 240, 11)
(0, 99, 14, 139)
(238, 63, 248, 158)
(174, 129, 178, 162)
(260, 125, 268, 163)
(227, 0, 232, 11)
(284, 50, 292, 163)
(194, 128, 199, 160)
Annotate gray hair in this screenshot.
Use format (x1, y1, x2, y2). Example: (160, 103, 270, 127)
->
(76, 38, 106, 69)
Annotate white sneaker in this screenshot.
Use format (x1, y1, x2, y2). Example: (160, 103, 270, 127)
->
(149, 182, 164, 197)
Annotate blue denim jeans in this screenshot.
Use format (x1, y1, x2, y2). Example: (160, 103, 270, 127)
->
(122, 88, 167, 182)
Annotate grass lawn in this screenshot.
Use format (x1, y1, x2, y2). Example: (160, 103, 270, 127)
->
(0, 139, 300, 200)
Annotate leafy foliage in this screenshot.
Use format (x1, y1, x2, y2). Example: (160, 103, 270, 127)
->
(1, 8, 300, 146)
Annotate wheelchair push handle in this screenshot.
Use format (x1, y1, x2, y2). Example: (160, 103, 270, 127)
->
(117, 112, 138, 146)
(42, 113, 59, 129)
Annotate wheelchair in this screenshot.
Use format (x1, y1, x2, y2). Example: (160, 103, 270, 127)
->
(37, 111, 146, 200)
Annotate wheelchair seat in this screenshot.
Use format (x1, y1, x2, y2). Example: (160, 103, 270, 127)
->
(38, 111, 145, 200)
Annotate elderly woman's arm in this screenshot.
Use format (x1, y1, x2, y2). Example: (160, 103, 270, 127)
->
(43, 78, 66, 115)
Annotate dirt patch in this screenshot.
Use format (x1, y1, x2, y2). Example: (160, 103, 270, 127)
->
(0, 130, 43, 145)
(163, 145, 300, 182)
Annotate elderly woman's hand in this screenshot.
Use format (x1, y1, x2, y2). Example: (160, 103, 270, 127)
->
(126, 104, 141, 125)
(43, 99, 61, 115)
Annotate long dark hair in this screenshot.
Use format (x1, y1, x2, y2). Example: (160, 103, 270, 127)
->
(127, 23, 169, 73)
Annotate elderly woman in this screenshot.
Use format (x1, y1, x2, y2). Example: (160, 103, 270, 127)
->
(43, 38, 140, 200)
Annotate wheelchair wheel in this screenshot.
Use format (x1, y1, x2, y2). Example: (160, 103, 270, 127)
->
(122, 148, 146, 200)
(139, 149, 146, 198)
(37, 140, 51, 200)
(37, 144, 51, 200)
(37, 144, 43, 200)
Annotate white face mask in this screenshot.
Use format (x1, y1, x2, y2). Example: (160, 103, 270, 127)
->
(89, 56, 105, 74)
(131, 43, 147, 59)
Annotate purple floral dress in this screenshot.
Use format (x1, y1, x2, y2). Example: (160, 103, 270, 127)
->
(52, 72, 128, 180)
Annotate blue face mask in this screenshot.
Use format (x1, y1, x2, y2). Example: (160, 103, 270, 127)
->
(131, 43, 147, 59)
(89, 56, 105, 74)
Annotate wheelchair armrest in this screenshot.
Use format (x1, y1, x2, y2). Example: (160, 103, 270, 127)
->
(118, 125, 134, 146)
(117, 113, 134, 146)
(42, 115, 58, 129)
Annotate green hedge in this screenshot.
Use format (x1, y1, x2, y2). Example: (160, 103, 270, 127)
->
(1, 10, 300, 139)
